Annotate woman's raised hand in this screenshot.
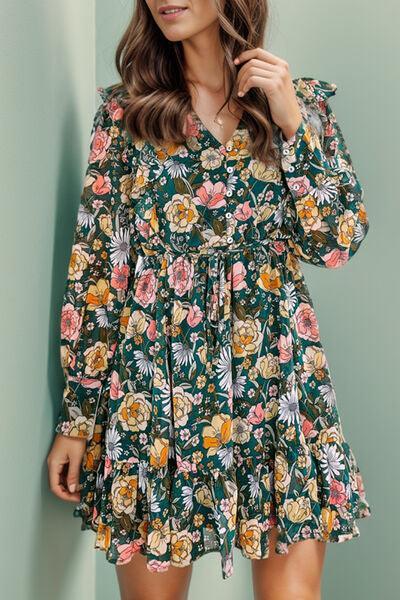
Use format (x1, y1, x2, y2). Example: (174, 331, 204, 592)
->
(234, 47, 303, 139)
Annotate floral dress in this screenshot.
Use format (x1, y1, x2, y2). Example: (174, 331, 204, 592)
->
(54, 76, 372, 579)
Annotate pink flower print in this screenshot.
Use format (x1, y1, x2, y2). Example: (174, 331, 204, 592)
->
(147, 319, 157, 341)
(136, 217, 151, 240)
(192, 180, 227, 209)
(278, 332, 293, 363)
(228, 261, 247, 290)
(176, 455, 198, 474)
(116, 540, 144, 565)
(329, 479, 347, 507)
(110, 370, 124, 400)
(61, 303, 82, 341)
(294, 302, 320, 342)
(89, 126, 111, 165)
(167, 256, 194, 297)
(185, 113, 200, 138)
(287, 174, 311, 198)
(111, 263, 130, 291)
(235, 200, 253, 221)
(134, 268, 157, 307)
(301, 416, 318, 439)
(107, 98, 124, 122)
(147, 559, 171, 573)
(273, 240, 287, 255)
(92, 173, 112, 195)
(248, 402, 264, 425)
(104, 456, 113, 479)
(323, 247, 350, 268)
(187, 304, 203, 327)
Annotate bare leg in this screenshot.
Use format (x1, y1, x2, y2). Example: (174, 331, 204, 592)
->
(115, 551, 193, 600)
(251, 526, 327, 600)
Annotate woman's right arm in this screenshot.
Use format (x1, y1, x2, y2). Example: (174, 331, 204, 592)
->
(48, 85, 139, 500)
(53, 86, 137, 443)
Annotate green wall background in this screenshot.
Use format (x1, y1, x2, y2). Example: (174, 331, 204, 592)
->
(1, 1, 97, 599)
(1, 1, 397, 598)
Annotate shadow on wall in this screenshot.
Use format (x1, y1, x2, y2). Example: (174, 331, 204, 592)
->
(21, 2, 96, 600)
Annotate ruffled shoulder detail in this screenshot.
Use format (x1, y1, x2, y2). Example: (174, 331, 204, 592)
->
(289, 77, 337, 142)
(96, 83, 129, 105)
(292, 77, 337, 104)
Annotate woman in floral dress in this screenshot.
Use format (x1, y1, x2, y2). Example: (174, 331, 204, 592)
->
(47, 1, 372, 598)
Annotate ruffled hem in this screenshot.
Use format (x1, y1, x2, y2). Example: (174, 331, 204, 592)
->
(71, 449, 372, 580)
(72, 495, 371, 578)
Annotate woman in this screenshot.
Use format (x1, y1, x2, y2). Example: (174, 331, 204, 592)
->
(47, 1, 372, 598)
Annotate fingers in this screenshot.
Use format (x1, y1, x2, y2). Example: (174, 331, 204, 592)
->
(237, 66, 276, 97)
(234, 50, 289, 97)
(48, 456, 81, 502)
(47, 437, 85, 503)
(234, 47, 284, 67)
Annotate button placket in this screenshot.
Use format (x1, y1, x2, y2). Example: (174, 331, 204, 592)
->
(224, 149, 239, 247)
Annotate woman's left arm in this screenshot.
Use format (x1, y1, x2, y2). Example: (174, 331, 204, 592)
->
(277, 77, 370, 268)
(234, 49, 370, 269)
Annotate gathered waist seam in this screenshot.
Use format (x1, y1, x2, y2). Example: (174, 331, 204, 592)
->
(134, 234, 292, 258)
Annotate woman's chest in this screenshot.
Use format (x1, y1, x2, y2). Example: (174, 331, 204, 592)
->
(129, 128, 288, 253)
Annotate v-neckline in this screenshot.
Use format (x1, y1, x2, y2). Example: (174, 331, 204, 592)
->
(190, 109, 246, 149)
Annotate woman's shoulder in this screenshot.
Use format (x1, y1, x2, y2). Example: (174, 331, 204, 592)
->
(292, 76, 338, 103)
(94, 82, 146, 152)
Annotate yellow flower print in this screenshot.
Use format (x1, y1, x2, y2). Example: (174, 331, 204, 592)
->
(111, 474, 138, 515)
(171, 531, 193, 567)
(117, 392, 151, 432)
(232, 317, 262, 357)
(200, 147, 224, 170)
(147, 523, 170, 556)
(144, 205, 159, 234)
(256, 353, 280, 379)
(303, 121, 322, 152)
(84, 341, 108, 376)
(194, 485, 214, 508)
(172, 386, 194, 427)
(295, 195, 322, 235)
(67, 415, 93, 438)
(264, 399, 279, 420)
(238, 519, 261, 559)
(284, 497, 312, 523)
(119, 173, 134, 204)
(318, 426, 343, 446)
(321, 507, 337, 540)
(165, 193, 199, 233)
(257, 264, 282, 295)
(232, 416, 252, 444)
(95, 521, 112, 551)
(304, 477, 319, 502)
(98, 212, 113, 237)
(202, 413, 232, 456)
(68, 244, 89, 281)
(149, 437, 169, 468)
(86, 278, 115, 310)
(274, 452, 291, 494)
(153, 365, 167, 390)
(171, 300, 188, 326)
(303, 345, 327, 379)
(337, 209, 357, 248)
(126, 309, 148, 338)
(248, 158, 281, 183)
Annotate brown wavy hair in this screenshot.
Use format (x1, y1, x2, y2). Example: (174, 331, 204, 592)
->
(110, 0, 277, 163)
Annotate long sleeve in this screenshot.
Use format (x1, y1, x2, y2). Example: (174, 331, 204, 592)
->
(277, 77, 370, 268)
(55, 85, 137, 441)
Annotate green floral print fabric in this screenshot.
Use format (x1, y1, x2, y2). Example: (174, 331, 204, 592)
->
(55, 76, 372, 579)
